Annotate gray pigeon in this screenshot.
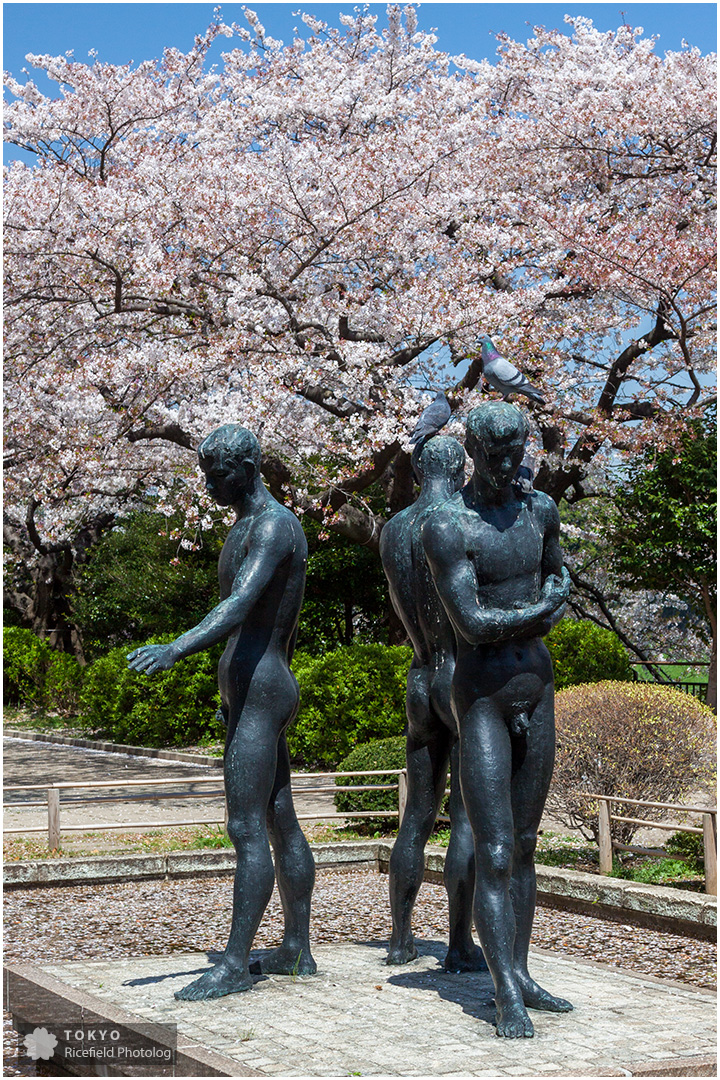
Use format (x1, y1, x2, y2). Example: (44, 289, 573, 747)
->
(480, 338, 545, 404)
(409, 391, 452, 444)
(513, 450, 535, 493)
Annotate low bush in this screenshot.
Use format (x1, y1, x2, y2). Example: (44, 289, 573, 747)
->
(287, 644, 411, 768)
(545, 619, 632, 690)
(334, 736, 406, 822)
(546, 681, 716, 844)
(78, 636, 225, 746)
(3, 627, 83, 715)
(665, 830, 705, 873)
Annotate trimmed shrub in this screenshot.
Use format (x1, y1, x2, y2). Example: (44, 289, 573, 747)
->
(334, 736, 406, 820)
(78, 635, 225, 746)
(288, 644, 411, 768)
(3, 627, 83, 715)
(545, 619, 632, 690)
(44, 652, 84, 716)
(3, 627, 53, 706)
(547, 681, 716, 844)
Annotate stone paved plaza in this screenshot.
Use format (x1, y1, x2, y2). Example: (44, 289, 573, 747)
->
(40, 939, 716, 1076)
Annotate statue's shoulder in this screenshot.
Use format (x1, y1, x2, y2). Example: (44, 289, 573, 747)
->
(255, 500, 307, 553)
(421, 492, 467, 545)
(527, 489, 559, 526)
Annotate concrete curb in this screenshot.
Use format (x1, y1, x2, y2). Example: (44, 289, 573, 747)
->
(3, 728, 223, 767)
(408, 845, 716, 940)
(4, 962, 260, 1076)
(4, 840, 716, 940)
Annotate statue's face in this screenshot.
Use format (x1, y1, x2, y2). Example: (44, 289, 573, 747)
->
(472, 434, 525, 490)
(200, 452, 255, 506)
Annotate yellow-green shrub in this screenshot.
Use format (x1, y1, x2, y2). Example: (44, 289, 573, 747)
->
(547, 681, 715, 843)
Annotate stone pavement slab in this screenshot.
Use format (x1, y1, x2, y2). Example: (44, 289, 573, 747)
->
(34, 940, 716, 1076)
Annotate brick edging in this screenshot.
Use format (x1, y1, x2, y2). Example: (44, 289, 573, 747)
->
(3, 728, 223, 767)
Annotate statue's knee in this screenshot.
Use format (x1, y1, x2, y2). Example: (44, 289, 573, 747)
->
(226, 813, 258, 847)
(515, 829, 538, 862)
(478, 840, 513, 880)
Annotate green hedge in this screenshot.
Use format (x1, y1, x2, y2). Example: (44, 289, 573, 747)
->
(545, 619, 632, 690)
(287, 644, 411, 768)
(78, 635, 225, 747)
(334, 736, 406, 821)
(3, 627, 83, 715)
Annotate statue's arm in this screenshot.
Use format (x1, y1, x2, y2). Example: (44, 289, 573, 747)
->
(422, 511, 566, 646)
(128, 516, 296, 674)
(536, 493, 570, 632)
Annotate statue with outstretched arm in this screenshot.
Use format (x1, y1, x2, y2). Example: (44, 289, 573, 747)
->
(422, 402, 571, 1038)
(380, 436, 485, 974)
(128, 424, 316, 1000)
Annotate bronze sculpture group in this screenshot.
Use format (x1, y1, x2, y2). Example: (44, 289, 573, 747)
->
(128, 399, 572, 1038)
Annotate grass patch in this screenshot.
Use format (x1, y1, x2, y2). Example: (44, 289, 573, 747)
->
(3, 820, 398, 862)
(610, 855, 704, 889)
(631, 663, 709, 685)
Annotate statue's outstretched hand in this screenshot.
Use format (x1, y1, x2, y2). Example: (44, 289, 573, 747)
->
(541, 567, 571, 610)
(127, 643, 178, 675)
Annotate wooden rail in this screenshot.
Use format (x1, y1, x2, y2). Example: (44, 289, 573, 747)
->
(585, 793, 717, 895)
(3, 769, 408, 850)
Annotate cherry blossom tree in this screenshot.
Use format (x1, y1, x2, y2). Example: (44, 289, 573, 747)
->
(4, 7, 716, 652)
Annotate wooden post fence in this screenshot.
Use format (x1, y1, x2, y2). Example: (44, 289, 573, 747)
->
(597, 799, 613, 875)
(703, 813, 717, 895)
(3, 770, 407, 847)
(592, 793, 717, 895)
(47, 789, 60, 852)
(398, 769, 408, 826)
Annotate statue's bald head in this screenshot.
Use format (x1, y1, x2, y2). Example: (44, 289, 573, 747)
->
(465, 402, 528, 458)
(414, 435, 466, 488)
(198, 424, 261, 475)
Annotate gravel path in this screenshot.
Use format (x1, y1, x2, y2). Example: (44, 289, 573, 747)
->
(5, 868, 715, 989)
(3, 737, 338, 840)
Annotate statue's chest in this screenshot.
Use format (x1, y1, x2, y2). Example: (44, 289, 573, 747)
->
(218, 522, 253, 593)
(470, 507, 543, 582)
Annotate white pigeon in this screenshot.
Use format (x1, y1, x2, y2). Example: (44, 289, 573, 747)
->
(480, 338, 545, 404)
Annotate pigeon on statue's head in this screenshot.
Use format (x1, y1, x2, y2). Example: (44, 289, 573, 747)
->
(409, 391, 452, 444)
(513, 450, 536, 493)
(479, 338, 545, 405)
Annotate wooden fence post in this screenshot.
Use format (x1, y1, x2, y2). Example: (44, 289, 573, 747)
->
(598, 799, 613, 875)
(398, 769, 408, 827)
(47, 789, 60, 851)
(702, 813, 717, 895)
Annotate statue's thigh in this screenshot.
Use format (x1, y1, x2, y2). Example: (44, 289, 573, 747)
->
(510, 686, 556, 833)
(457, 700, 514, 838)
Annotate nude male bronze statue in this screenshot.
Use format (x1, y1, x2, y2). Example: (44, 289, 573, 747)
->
(128, 424, 316, 1000)
(380, 436, 485, 974)
(422, 402, 572, 1038)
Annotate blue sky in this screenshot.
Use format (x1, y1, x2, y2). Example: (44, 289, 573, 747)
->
(4, 3, 716, 81)
(4, 3, 715, 163)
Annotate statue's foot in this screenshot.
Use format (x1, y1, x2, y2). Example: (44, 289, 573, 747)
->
(444, 942, 488, 973)
(515, 971, 573, 1013)
(385, 938, 418, 965)
(495, 987, 534, 1038)
(249, 946, 317, 976)
(174, 960, 252, 1001)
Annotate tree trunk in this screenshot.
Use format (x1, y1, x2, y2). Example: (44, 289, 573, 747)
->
(4, 506, 117, 663)
(343, 597, 354, 646)
(701, 577, 716, 711)
(706, 630, 716, 711)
